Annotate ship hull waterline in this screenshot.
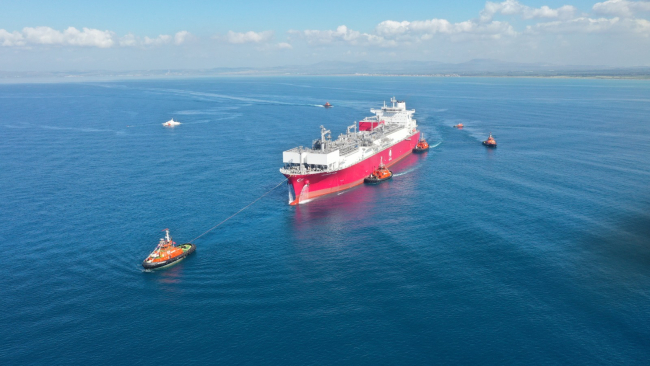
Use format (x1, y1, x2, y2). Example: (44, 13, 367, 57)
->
(283, 131, 420, 205)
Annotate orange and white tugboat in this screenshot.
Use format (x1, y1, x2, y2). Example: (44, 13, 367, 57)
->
(453, 123, 464, 129)
(364, 157, 393, 184)
(142, 229, 196, 270)
(482, 132, 497, 148)
(413, 133, 430, 153)
(323, 102, 332, 108)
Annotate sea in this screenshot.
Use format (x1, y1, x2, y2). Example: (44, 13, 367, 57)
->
(1, 76, 649, 365)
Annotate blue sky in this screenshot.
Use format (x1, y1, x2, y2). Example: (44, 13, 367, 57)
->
(1, 0, 649, 71)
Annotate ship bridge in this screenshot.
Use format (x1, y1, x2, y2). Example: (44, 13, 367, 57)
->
(367, 96, 416, 128)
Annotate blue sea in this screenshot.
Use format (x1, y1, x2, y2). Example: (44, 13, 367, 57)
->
(1, 76, 649, 364)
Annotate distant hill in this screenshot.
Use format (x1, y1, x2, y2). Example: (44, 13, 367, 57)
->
(2, 59, 649, 81)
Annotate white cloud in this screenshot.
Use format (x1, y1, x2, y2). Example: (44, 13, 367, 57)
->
(0, 29, 25, 46)
(119, 33, 138, 47)
(376, 18, 516, 39)
(593, 0, 650, 18)
(143, 34, 171, 46)
(480, 0, 576, 21)
(529, 16, 650, 34)
(174, 30, 191, 45)
(277, 42, 292, 49)
(292, 0, 650, 48)
(0, 27, 191, 48)
(21, 26, 115, 48)
(225, 30, 274, 44)
(290, 25, 394, 47)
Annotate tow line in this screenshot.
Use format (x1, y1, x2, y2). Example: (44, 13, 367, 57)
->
(188, 178, 287, 244)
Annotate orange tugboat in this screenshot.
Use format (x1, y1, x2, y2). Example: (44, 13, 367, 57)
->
(482, 132, 497, 148)
(323, 102, 332, 108)
(142, 229, 196, 270)
(364, 157, 393, 184)
(413, 133, 430, 153)
(453, 123, 464, 129)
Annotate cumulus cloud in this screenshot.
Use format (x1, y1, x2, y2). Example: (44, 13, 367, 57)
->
(143, 34, 171, 46)
(593, 0, 650, 18)
(290, 25, 394, 47)
(291, 0, 649, 48)
(225, 30, 274, 44)
(528, 16, 650, 33)
(119, 33, 138, 47)
(480, 0, 577, 21)
(20, 26, 115, 48)
(0, 27, 191, 48)
(376, 18, 516, 39)
(174, 30, 191, 45)
(0, 29, 25, 46)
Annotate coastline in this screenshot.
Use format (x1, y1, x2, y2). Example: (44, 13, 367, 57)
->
(1, 72, 650, 84)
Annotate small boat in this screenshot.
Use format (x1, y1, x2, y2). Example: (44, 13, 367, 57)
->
(162, 118, 181, 127)
(142, 229, 195, 270)
(413, 133, 429, 153)
(364, 157, 393, 184)
(323, 102, 332, 108)
(482, 132, 497, 148)
(453, 123, 464, 129)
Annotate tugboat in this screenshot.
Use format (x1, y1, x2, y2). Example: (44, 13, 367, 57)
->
(323, 102, 332, 108)
(162, 118, 181, 127)
(453, 123, 464, 129)
(413, 133, 430, 153)
(142, 229, 196, 270)
(482, 132, 497, 148)
(364, 157, 393, 184)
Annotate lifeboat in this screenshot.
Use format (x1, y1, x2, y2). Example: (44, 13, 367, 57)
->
(323, 102, 332, 108)
(142, 229, 195, 270)
(364, 157, 393, 184)
(413, 133, 429, 153)
(482, 132, 497, 148)
(453, 123, 464, 129)
(162, 118, 181, 127)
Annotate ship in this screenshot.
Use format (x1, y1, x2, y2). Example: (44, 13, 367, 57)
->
(280, 97, 420, 205)
(142, 229, 195, 270)
(482, 132, 497, 148)
(364, 157, 393, 184)
(162, 118, 181, 127)
(413, 132, 429, 153)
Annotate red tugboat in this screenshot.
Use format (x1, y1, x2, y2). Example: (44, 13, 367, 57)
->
(413, 132, 429, 153)
(142, 229, 196, 270)
(482, 132, 497, 148)
(364, 157, 393, 184)
(453, 123, 464, 129)
(323, 102, 332, 108)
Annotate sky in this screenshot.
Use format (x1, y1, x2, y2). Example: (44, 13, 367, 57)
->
(1, 0, 649, 71)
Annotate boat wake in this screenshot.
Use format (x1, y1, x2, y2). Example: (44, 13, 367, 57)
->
(393, 167, 420, 177)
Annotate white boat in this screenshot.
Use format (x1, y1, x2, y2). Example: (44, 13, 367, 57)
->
(162, 118, 181, 127)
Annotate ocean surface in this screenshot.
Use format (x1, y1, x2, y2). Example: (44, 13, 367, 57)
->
(1, 76, 649, 364)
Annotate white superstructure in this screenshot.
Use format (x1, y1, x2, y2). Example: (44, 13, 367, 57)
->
(280, 97, 417, 175)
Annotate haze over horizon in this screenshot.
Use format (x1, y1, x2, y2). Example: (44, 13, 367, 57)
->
(1, 0, 649, 72)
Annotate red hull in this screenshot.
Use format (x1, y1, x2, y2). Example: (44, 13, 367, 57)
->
(283, 131, 421, 204)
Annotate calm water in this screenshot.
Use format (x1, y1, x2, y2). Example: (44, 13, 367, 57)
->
(1, 77, 649, 364)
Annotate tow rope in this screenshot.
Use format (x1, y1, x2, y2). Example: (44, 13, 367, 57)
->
(188, 178, 287, 243)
